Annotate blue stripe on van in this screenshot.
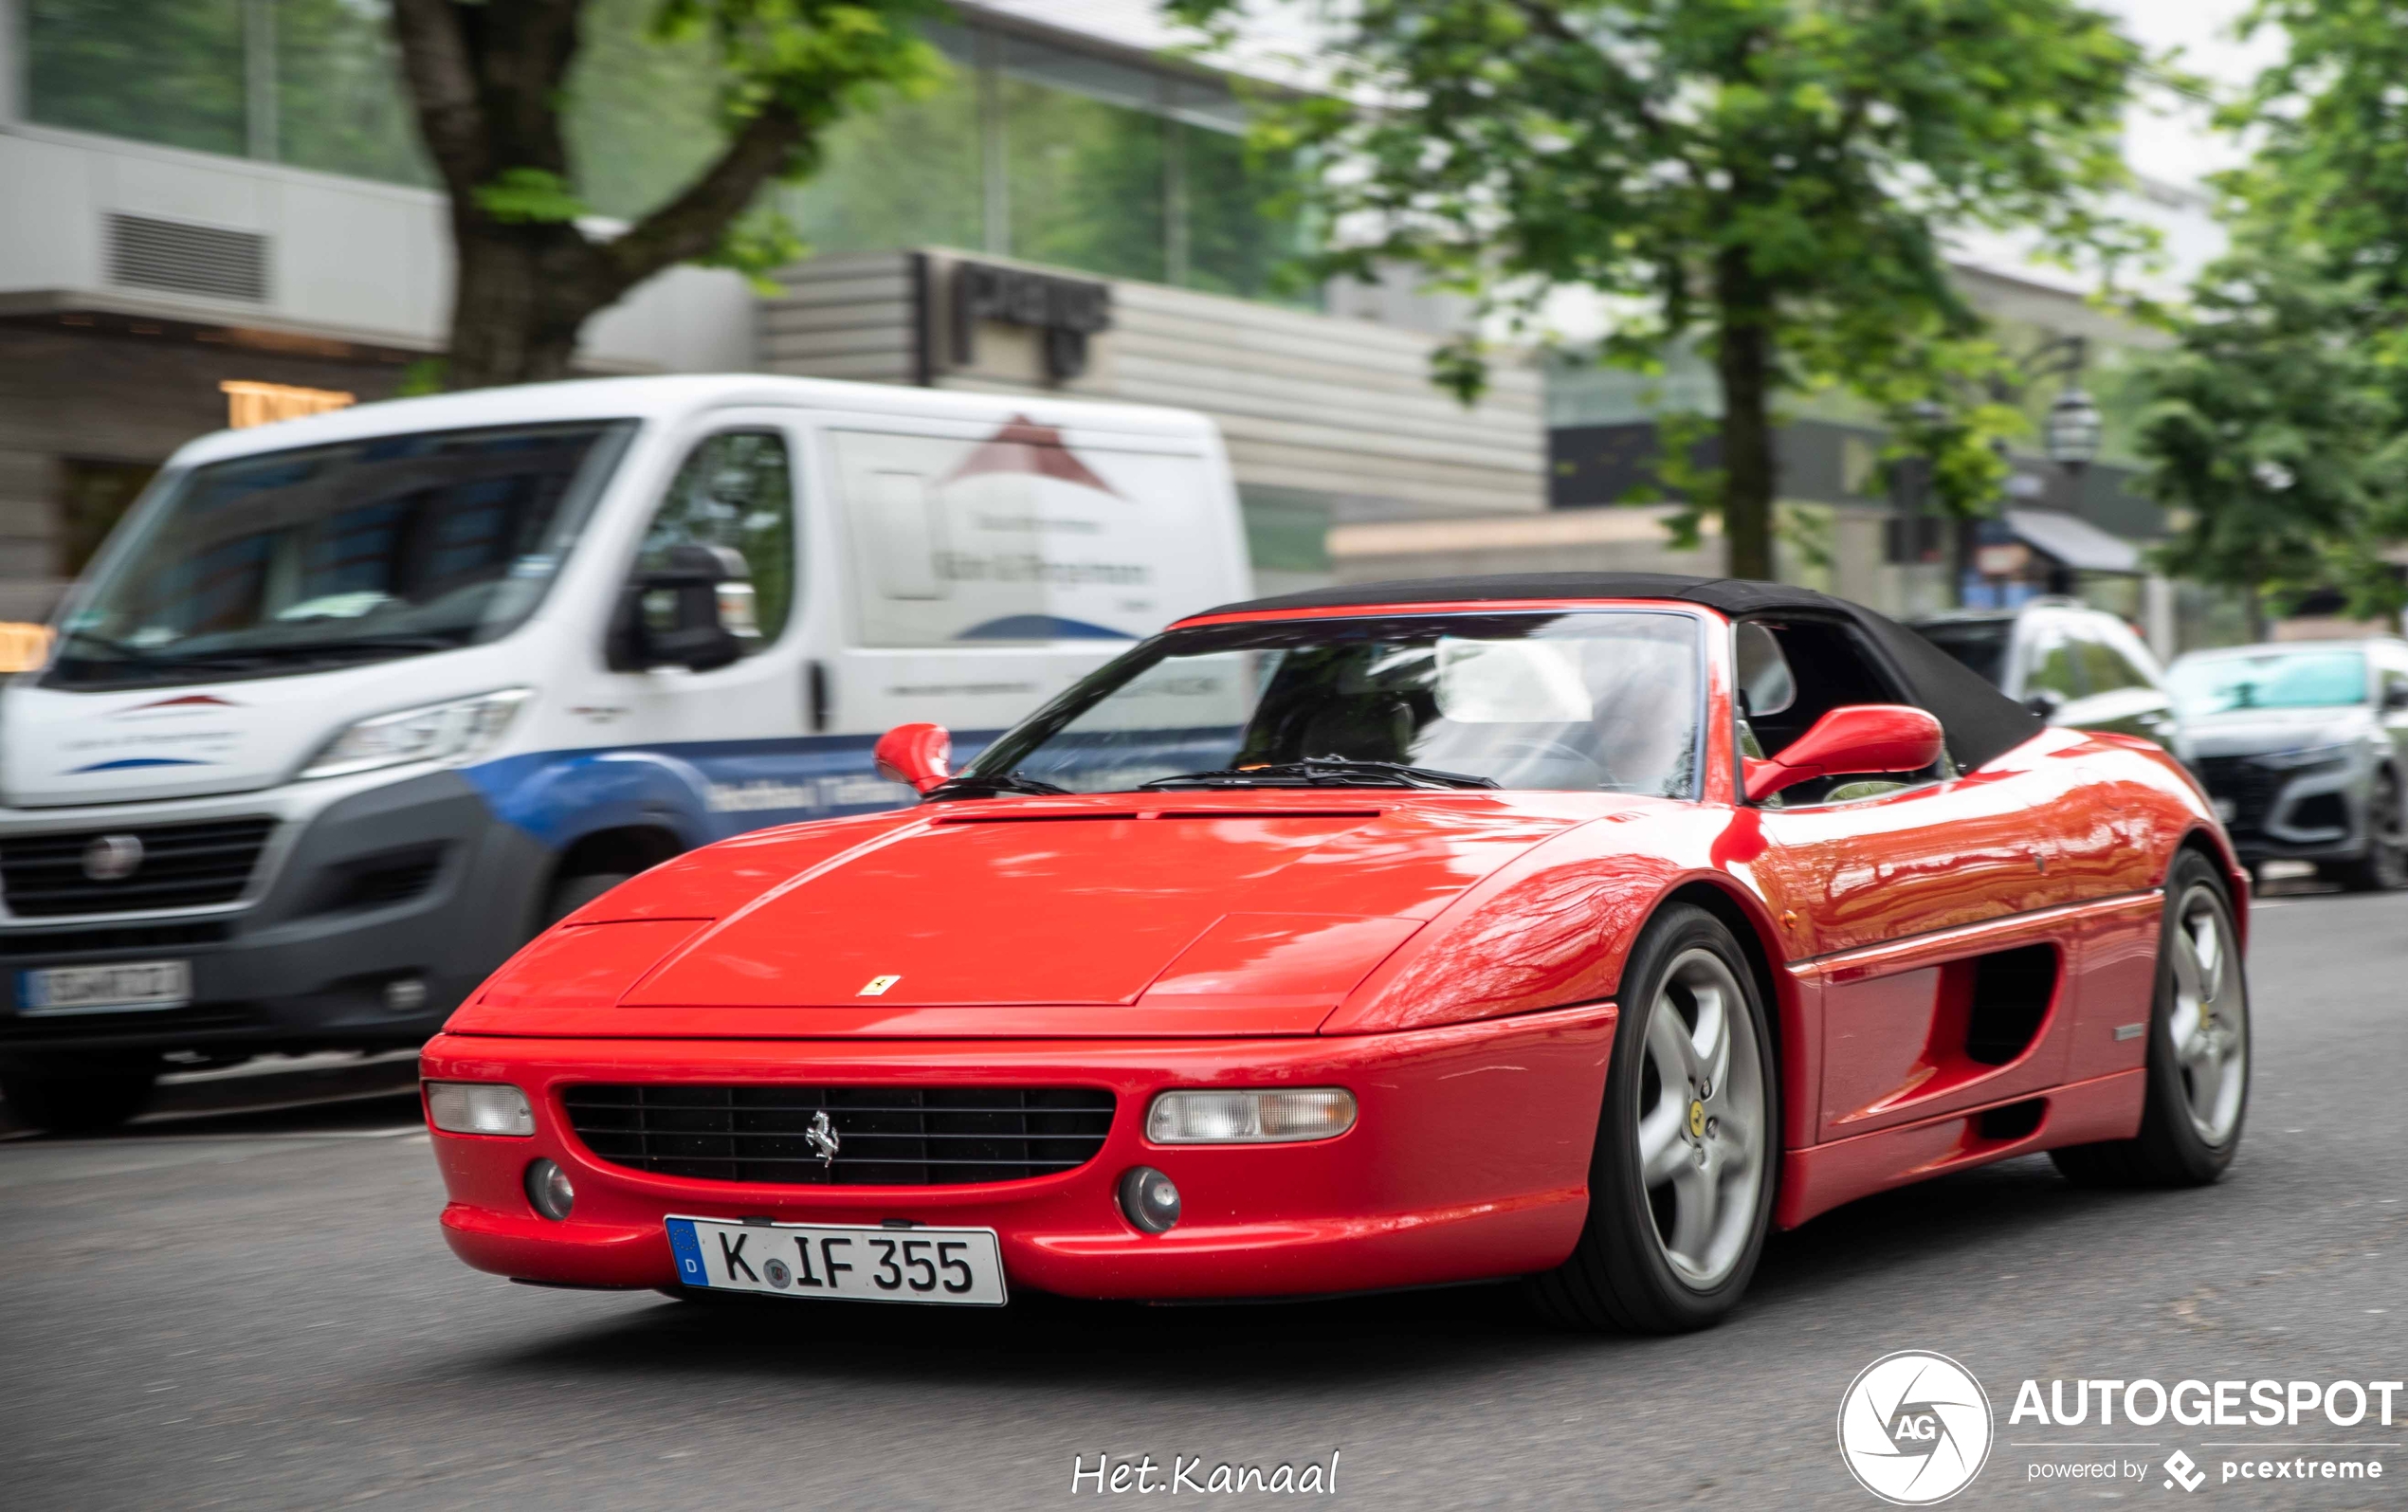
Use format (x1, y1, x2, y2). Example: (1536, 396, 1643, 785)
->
(457, 732, 1002, 853)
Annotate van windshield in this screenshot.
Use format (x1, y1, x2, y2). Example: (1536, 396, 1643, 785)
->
(46, 421, 634, 690)
(959, 610, 1705, 796)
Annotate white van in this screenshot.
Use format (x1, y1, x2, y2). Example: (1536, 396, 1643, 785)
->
(0, 374, 1250, 1128)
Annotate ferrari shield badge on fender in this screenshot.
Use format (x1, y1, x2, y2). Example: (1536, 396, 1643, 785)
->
(857, 975, 902, 996)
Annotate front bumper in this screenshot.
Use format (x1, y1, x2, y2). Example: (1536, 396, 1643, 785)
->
(422, 1004, 1617, 1303)
(2193, 752, 2370, 865)
(0, 772, 551, 1055)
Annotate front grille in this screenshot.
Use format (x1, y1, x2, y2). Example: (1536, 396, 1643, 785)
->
(2193, 756, 2282, 835)
(0, 1002, 259, 1041)
(0, 818, 275, 917)
(0, 920, 230, 957)
(561, 1084, 1117, 1186)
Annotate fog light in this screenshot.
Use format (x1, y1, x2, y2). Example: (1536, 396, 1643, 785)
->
(524, 1157, 575, 1221)
(425, 1081, 534, 1136)
(1118, 1166, 1180, 1233)
(1145, 1088, 1357, 1144)
(383, 976, 429, 1014)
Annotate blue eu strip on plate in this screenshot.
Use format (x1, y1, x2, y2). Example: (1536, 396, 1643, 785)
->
(666, 1217, 709, 1287)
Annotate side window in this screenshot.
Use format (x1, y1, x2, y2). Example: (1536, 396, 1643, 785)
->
(638, 432, 796, 650)
(2072, 622, 2151, 694)
(1739, 616, 1943, 804)
(2020, 617, 2086, 701)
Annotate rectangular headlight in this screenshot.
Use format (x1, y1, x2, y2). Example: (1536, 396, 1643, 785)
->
(425, 1081, 535, 1137)
(1145, 1088, 1357, 1144)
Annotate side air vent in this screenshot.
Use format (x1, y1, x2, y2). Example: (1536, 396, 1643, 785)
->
(1964, 944, 2058, 1066)
(106, 213, 269, 302)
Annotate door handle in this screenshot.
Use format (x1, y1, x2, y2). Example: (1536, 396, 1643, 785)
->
(806, 660, 831, 734)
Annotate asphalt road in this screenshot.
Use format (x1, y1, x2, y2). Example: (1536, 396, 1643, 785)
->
(2, 884, 2401, 1510)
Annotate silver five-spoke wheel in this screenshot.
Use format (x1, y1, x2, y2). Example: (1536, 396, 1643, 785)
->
(2168, 882, 2246, 1144)
(1634, 947, 1768, 1290)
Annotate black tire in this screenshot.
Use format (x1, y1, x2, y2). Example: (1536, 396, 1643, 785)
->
(0, 1053, 159, 1134)
(2052, 850, 2249, 1187)
(2326, 768, 2407, 892)
(1525, 904, 1779, 1334)
(541, 871, 633, 931)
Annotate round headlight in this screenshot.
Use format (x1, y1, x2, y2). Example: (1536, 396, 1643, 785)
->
(524, 1157, 575, 1221)
(1118, 1165, 1180, 1234)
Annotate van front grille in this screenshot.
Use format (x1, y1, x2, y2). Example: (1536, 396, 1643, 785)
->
(560, 1084, 1116, 1186)
(0, 819, 274, 917)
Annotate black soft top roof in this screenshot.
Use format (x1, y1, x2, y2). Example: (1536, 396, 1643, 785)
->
(1192, 573, 2043, 772)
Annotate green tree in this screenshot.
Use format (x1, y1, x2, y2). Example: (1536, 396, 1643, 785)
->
(1171, 0, 2146, 579)
(390, 0, 940, 389)
(2129, 244, 2399, 638)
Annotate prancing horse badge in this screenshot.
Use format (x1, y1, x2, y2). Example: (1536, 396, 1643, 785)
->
(857, 975, 902, 996)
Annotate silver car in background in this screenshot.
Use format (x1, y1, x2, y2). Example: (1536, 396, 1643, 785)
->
(2167, 639, 2408, 889)
(1910, 599, 2187, 757)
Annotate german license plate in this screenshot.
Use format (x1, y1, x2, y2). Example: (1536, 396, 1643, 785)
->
(17, 959, 192, 1015)
(666, 1216, 1008, 1305)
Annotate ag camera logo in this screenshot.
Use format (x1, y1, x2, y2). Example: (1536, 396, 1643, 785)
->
(1838, 1351, 1995, 1504)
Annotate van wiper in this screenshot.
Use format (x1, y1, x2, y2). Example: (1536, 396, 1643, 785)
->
(215, 635, 464, 661)
(57, 630, 258, 671)
(921, 772, 1073, 801)
(1140, 758, 1499, 792)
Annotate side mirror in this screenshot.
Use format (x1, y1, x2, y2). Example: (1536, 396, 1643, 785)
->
(2385, 683, 2408, 713)
(2024, 687, 2067, 720)
(874, 722, 953, 794)
(1744, 704, 1944, 804)
(607, 543, 746, 673)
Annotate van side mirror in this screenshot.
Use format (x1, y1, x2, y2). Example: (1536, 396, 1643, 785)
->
(2024, 687, 2067, 720)
(607, 544, 746, 673)
(875, 723, 952, 794)
(2385, 683, 2408, 713)
(1744, 704, 1944, 803)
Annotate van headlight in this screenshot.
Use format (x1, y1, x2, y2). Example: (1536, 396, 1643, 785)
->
(301, 689, 530, 780)
(1144, 1088, 1358, 1144)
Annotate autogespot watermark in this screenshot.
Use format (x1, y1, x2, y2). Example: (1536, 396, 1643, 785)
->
(1070, 1450, 1340, 1495)
(1837, 1352, 2402, 1502)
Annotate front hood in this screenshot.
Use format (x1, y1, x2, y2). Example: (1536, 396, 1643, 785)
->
(453, 794, 1604, 1037)
(1, 650, 519, 806)
(2185, 707, 2365, 759)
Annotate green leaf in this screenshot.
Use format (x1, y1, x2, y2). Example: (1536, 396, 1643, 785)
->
(471, 168, 591, 226)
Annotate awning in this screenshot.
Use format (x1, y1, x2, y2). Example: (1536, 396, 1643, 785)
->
(2004, 508, 2143, 574)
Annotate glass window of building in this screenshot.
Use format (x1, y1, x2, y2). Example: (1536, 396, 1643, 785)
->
(277, 0, 433, 186)
(27, 0, 248, 156)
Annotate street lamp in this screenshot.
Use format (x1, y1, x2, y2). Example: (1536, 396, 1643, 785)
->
(2045, 384, 2103, 476)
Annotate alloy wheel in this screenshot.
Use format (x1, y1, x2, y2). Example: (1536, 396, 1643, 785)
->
(1633, 947, 1769, 1289)
(2167, 883, 2248, 1145)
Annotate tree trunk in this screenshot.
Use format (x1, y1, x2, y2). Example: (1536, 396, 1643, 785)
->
(1712, 252, 1777, 581)
(444, 215, 611, 390)
(2245, 584, 2269, 644)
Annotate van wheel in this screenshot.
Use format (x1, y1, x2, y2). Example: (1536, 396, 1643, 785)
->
(1524, 904, 1779, 1333)
(0, 1053, 159, 1134)
(542, 872, 632, 930)
(2052, 850, 2249, 1186)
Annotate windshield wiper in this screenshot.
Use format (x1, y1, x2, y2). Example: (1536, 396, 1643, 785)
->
(213, 635, 465, 661)
(921, 772, 1073, 801)
(1140, 757, 1499, 792)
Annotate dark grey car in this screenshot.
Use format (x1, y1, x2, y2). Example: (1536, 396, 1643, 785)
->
(2167, 639, 2408, 889)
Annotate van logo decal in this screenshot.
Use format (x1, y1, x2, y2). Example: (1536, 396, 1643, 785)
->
(942, 416, 1121, 499)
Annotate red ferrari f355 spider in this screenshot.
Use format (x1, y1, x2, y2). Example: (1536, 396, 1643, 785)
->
(423, 575, 2250, 1332)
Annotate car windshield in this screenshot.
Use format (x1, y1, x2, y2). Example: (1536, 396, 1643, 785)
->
(1912, 620, 2011, 688)
(46, 420, 635, 690)
(961, 610, 1705, 796)
(2168, 648, 2366, 716)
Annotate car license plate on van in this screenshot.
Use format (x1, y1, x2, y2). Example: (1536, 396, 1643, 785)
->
(666, 1216, 1008, 1305)
(2213, 796, 2237, 825)
(17, 959, 192, 1015)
